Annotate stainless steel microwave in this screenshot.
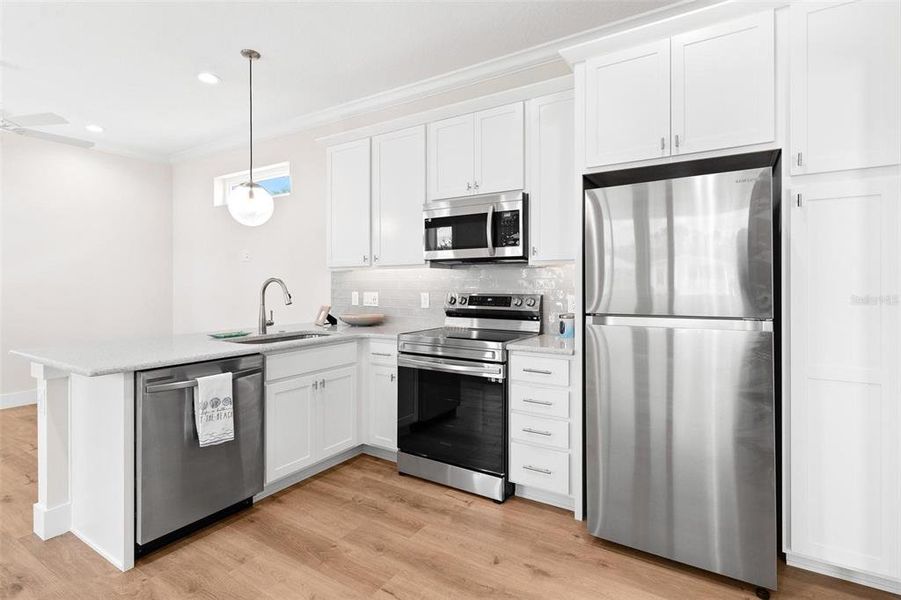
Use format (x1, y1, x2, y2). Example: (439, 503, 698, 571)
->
(423, 192, 527, 264)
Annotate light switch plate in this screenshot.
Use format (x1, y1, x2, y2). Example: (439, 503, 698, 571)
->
(420, 292, 430, 309)
(351, 291, 359, 306)
(363, 291, 379, 307)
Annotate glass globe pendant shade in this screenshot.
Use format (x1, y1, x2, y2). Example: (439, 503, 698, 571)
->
(227, 181, 274, 227)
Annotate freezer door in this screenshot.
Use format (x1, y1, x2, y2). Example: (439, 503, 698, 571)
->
(585, 166, 773, 318)
(585, 316, 777, 590)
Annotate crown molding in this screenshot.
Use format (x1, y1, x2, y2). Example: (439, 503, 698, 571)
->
(167, 0, 712, 163)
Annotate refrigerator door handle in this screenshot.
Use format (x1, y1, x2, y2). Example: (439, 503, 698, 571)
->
(587, 315, 773, 332)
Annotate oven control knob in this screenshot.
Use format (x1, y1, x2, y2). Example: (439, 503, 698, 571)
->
(513, 297, 523, 307)
(447, 295, 457, 305)
(525, 297, 536, 307)
(459, 296, 468, 305)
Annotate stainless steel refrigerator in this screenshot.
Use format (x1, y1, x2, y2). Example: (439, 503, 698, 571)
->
(584, 151, 779, 591)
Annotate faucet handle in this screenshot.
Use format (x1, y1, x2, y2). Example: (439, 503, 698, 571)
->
(266, 310, 274, 327)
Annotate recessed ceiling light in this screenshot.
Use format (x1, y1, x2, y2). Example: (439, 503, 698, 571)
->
(85, 124, 103, 133)
(197, 72, 221, 85)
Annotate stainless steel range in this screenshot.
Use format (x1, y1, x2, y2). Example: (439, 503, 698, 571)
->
(396, 292, 543, 501)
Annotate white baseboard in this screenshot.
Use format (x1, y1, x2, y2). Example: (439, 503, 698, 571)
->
(33, 501, 70, 540)
(2, 389, 37, 409)
(361, 444, 397, 462)
(786, 553, 901, 595)
(254, 446, 365, 501)
(514, 484, 574, 512)
(71, 527, 128, 572)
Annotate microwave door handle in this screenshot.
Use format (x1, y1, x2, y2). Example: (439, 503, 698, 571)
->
(486, 204, 495, 256)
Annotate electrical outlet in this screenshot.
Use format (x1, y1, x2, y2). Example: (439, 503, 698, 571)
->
(566, 294, 576, 313)
(363, 291, 379, 307)
(420, 292, 430, 309)
(351, 291, 359, 306)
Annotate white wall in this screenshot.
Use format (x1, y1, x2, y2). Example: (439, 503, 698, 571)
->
(0, 133, 173, 395)
(171, 62, 568, 334)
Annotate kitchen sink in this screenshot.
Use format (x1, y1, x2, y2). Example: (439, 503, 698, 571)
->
(225, 331, 332, 344)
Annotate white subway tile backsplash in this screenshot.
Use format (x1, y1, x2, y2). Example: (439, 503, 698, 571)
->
(332, 263, 575, 330)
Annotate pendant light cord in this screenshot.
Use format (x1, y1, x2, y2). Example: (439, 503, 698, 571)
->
(248, 54, 253, 184)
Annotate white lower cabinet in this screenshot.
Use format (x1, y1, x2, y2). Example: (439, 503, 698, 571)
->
(264, 343, 358, 485)
(508, 350, 577, 509)
(367, 363, 397, 451)
(789, 177, 901, 583)
(265, 374, 317, 484)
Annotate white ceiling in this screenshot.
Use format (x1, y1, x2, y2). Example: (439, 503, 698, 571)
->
(2, 1, 679, 160)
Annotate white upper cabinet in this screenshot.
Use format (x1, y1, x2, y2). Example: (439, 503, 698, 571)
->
(671, 11, 775, 155)
(473, 102, 525, 195)
(372, 126, 426, 267)
(327, 139, 371, 268)
(528, 90, 575, 262)
(428, 113, 475, 200)
(789, 177, 900, 578)
(790, 1, 901, 174)
(428, 101, 524, 201)
(585, 40, 671, 167)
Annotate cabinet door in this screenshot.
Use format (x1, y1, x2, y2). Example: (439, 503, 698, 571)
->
(789, 177, 900, 577)
(427, 113, 474, 201)
(327, 139, 371, 268)
(372, 126, 426, 267)
(528, 91, 575, 262)
(368, 364, 397, 451)
(474, 102, 524, 195)
(585, 40, 670, 167)
(790, 1, 901, 174)
(671, 11, 775, 155)
(317, 366, 358, 458)
(265, 374, 317, 485)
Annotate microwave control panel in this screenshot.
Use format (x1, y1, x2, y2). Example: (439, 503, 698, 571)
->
(494, 210, 521, 247)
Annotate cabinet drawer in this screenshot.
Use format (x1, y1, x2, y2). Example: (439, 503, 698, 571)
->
(510, 384, 569, 419)
(266, 342, 356, 381)
(368, 340, 397, 363)
(510, 413, 569, 450)
(509, 442, 569, 495)
(510, 354, 569, 386)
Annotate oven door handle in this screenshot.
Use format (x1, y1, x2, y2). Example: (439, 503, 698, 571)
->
(398, 355, 506, 380)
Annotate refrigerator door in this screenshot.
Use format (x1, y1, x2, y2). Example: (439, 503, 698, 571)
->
(585, 167, 773, 318)
(585, 315, 777, 590)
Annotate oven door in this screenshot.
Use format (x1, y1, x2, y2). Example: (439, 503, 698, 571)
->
(423, 195, 525, 261)
(397, 354, 507, 477)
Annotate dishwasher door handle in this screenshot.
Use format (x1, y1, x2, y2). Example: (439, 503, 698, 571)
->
(143, 367, 263, 394)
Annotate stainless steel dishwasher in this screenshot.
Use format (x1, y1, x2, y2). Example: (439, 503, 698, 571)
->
(135, 354, 264, 556)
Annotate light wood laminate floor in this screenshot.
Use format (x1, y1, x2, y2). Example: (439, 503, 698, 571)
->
(0, 405, 891, 599)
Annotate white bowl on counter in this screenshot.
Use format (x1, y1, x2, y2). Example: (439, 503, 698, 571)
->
(338, 313, 386, 326)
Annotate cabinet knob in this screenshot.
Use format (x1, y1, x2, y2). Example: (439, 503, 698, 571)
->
(660, 136, 665, 151)
(674, 134, 680, 149)
(797, 152, 803, 167)
(532, 246, 537, 256)
(313, 381, 318, 390)
(390, 373, 396, 382)
(474, 181, 479, 190)
(320, 378, 326, 389)
(363, 255, 368, 263)
(466, 182, 472, 190)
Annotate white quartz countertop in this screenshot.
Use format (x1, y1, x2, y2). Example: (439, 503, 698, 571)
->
(507, 333, 575, 356)
(11, 319, 436, 377)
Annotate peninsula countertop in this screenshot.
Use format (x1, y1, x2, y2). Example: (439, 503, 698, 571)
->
(11, 319, 438, 377)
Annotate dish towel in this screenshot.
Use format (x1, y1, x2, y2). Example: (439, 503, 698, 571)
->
(193, 372, 235, 447)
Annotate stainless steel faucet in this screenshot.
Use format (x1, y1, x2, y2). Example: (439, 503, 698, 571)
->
(259, 277, 293, 334)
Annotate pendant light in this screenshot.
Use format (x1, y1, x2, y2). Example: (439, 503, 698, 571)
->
(227, 49, 274, 227)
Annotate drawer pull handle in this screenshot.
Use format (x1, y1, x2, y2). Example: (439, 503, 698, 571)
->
(523, 465, 552, 475)
(371, 352, 392, 357)
(523, 398, 553, 406)
(522, 427, 552, 436)
(523, 368, 553, 375)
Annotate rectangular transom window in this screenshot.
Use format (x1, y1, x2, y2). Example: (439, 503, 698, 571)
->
(213, 161, 291, 207)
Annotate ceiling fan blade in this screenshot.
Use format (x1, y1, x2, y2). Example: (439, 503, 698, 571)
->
(17, 128, 94, 149)
(7, 112, 69, 127)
